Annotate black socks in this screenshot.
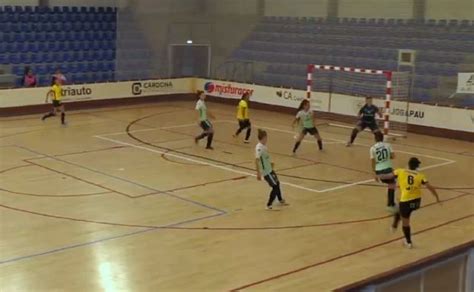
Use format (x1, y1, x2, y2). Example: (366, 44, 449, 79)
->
(292, 141, 301, 153)
(402, 226, 411, 243)
(317, 139, 323, 150)
(245, 128, 251, 141)
(392, 213, 400, 229)
(387, 189, 395, 207)
(350, 128, 358, 144)
(206, 133, 214, 148)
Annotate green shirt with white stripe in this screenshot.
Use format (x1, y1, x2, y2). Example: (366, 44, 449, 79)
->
(195, 99, 207, 121)
(256, 142, 273, 176)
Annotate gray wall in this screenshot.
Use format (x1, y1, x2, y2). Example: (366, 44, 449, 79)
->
(263, 0, 474, 20)
(264, 0, 328, 17)
(126, 0, 260, 77)
(425, 0, 473, 19)
(338, 0, 414, 19)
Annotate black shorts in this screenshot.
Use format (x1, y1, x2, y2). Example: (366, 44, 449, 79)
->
(357, 120, 379, 132)
(238, 119, 251, 129)
(302, 127, 318, 135)
(399, 198, 421, 218)
(264, 171, 279, 188)
(376, 168, 395, 184)
(52, 100, 62, 107)
(200, 120, 213, 131)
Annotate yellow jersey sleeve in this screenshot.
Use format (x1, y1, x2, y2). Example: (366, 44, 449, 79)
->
(52, 85, 62, 101)
(397, 169, 426, 202)
(237, 100, 248, 120)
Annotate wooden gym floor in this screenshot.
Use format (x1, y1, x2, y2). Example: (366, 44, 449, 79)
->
(0, 100, 473, 291)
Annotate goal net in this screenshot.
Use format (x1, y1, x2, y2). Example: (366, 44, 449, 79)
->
(306, 64, 411, 137)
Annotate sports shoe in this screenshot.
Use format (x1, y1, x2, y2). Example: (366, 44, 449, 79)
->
(279, 200, 289, 206)
(266, 205, 273, 210)
(244, 140, 250, 144)
(61, 122, 68, 127)
(205, 146, 214, 150)
(346, 142, 352, 147)
(403, 239, 413, 249)
(194, 137, 199, 145)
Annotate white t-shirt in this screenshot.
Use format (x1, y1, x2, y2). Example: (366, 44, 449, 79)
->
(195, 99, 207, 121)
(370, 142, 394, 171)
(256, 142, 272, 176)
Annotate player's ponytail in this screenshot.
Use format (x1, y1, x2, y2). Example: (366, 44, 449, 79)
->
(196, 90, 204, 99)
(296, 99, 308, 113)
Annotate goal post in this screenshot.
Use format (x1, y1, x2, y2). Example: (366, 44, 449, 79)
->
(306, 64, 410, 138)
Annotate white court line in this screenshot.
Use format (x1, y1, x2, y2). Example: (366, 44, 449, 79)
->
(328, 122, 406, 138)
(219, 120, 457, 192)
(97, 120, 456, 194)
(324, 136, 456, 163)
(95, 135, 324, 193)
(318, 160, 456, 193)
(99, 123, 200, 137)
(226, 120, 456, 163)
(219, 119, 344, 144)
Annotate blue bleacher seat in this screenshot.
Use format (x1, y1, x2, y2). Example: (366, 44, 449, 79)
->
(36, 65, 47, 75)
(106, 61, 115, 71)
(90, 63, 99, 72)
(90, 72, 99, 81)
(12, 65, 24, 75)
(46, 64, 56, 74)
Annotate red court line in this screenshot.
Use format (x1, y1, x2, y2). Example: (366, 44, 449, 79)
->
(51, 145, 128, 158)
(0, 188, 111, 198)
(276, 162, 319, 172)
(132, 176, 247, 198)
(229, 213, 474, 291)
(163, 176, 248, 193)
(1, 192, 470, 232)
(25, 160, 135, 198)
(0, 164, 33, 174)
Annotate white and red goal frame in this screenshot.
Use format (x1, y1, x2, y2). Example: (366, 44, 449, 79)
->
(306, 64, 393, 135)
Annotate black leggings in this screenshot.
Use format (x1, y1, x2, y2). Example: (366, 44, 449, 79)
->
(264, 171, 283, 206)
(235, 119, 251, 140)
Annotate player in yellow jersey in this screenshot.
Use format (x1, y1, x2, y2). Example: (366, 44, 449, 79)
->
(392, 157, 441, 249)
(233, 92, 252, 143)
(42, 77, 67, 125)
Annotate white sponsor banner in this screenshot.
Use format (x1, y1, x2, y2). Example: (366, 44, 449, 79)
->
(330, 93, 474, 132)
(1, 77, 472, 133)
(198, 79, 473, 132)
(0, 78, 192, 108)
(457, 72, 474, 94)
(195, 79, 330, 112)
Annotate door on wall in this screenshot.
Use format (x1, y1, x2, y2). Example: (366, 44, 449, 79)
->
(168, 44, 211, 77)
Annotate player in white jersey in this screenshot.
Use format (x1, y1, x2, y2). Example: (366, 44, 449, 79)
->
(194, 91, 215, 150)
(255, 129, 289, 210)
(370, 132, 397, 213)
(292, 99, 323, 154)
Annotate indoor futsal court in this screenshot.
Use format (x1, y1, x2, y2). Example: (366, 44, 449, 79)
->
(1, 0, 474, 291)
(1, 101, 473, 291)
